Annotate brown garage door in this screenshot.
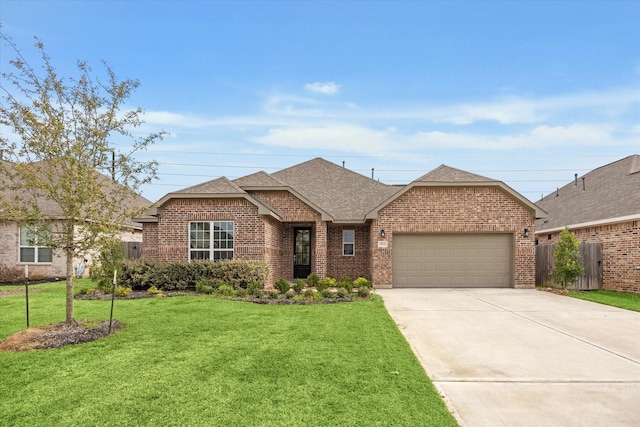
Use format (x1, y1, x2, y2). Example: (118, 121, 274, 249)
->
(393, 234, 512, 288)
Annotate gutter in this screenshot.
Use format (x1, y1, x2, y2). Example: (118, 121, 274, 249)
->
(535, 213, 640, 235)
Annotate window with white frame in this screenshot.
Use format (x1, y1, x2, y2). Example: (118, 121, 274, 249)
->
(189, 221, 234, 261)
(342, 230, 355, 256)
(19, 226, 53, 263)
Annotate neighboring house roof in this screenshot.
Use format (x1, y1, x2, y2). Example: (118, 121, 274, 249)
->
(366, 165, 546, 219)
(535, 154, 640, 233)
(0, 159, 151, 229)
(142, 158, 542, 224)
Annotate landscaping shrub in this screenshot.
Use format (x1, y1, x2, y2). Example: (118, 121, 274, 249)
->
(215, 283, 236, 297)
(0, 262, 24, 284)
(90, 239, 126, 292)
(306, 272, 320, 288)
(115, 286, 131, 297)
(316, 277, 336, 292)
(353, 277, 372, 289)
(321, 289, 335, 299)
(274, 278, 291, 294)
(303, 288, 315, 299)
(247, 282, 263, 296)
(292, 278, 305, 294)
(285, 289, 296, 299)
(196, 278, 217, 294)
(236, 288, 248, 298)
(268, 290, 280, 299)
(337, 276, 353, 292)
(120, 259, 269, 291)
(336, 287, 349, 298)
(313, 292, 324, 301)
(146, 286, 161, 295)
(358, 287, 370, 298)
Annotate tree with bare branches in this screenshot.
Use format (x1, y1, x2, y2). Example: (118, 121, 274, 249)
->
(0, 32, 165, 324)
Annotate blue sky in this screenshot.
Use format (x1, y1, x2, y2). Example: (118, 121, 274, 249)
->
(1, 1, 639, 203)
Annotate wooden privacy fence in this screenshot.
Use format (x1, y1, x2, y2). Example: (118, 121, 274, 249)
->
(121, 241, 143, 260)
(535, 242, 603, 290)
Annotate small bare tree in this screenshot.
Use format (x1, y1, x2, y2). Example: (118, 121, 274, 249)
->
(0, 32, 165, 324)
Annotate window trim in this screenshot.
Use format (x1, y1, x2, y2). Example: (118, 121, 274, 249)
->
(342, 229, 355, 256)
(189, 221, 234, 261)
(19, 225, 53, 264)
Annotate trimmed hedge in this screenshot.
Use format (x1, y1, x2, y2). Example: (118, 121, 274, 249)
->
(119, 259, 269, 291)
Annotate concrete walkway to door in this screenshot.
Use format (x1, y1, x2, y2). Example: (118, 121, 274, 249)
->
(376, 288, 640, 427)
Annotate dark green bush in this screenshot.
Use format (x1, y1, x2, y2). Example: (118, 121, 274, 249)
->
(215, 283, 235, 297)
(268, 290, 280, 299)
(336, 287, 349, 298)
(357, 287, 370, 297)
(316, 277, 336, 292)
(292, 278, 305, 294)
(236, 288, 248, 298)
(337, 276, 353, 292)
(274, 278, 290, 294)
(119, 259, 268, 291)
(247, 282, 263, 296)
(321, 289, 335, 298)
(196, 278, 216, 293)
(307, 272, 320, 288)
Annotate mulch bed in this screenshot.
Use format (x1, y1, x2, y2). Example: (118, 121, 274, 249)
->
(0, 319, 124, 353)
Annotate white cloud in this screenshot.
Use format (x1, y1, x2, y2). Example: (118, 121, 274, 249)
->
(304, 81, 341, 94)
(250, 122, 623, 154)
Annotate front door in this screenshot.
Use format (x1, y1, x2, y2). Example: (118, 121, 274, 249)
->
(293, 227, 312, 279)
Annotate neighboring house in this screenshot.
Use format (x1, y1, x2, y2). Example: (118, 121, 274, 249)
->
(535, 155, 640, 293)
(138, 158, 544, 288)
(0, 160, 151, 280)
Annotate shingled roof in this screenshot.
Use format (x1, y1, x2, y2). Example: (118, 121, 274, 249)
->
(367, 164, 545, 219)
(414, 165, 496, 183)
(0, 160, 152, 228)
(271, 158, 398, 222)
(144, 158, 545, 223)
(536, 154, 640, 232)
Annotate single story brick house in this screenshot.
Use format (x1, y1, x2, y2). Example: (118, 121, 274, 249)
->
(137, 158, 545, 288)
(535, 155, 640, 293)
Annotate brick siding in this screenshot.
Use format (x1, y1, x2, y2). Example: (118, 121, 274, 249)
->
(143, 198, 265, 262)
(327, 224, 370, 280)
(537, 220, 640, 293)
(371, 186, 536, 288)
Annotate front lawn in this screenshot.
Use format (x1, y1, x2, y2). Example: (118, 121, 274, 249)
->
(0, 283, 457, 426)
(569, 289, 640, 312)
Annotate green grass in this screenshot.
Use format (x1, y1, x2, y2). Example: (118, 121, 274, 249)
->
(569, 289, 640, 312)
(0, 283, 457, 426)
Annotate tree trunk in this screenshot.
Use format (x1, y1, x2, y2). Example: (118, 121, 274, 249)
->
(65, 247, 75, 324)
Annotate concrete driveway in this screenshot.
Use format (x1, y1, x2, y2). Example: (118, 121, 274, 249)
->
(376, 288, 640, 427)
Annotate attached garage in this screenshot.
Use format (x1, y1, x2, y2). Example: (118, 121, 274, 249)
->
(393, 234, 513, 288)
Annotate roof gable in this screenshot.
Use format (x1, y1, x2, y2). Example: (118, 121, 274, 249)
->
(174, 176, 246, 195)
(415, 165, 496, 183)
(536, 154, 640, 231)
(272, 158, 397, 222)
(367, 164, 545, 219)
(233, 171, 287, 188)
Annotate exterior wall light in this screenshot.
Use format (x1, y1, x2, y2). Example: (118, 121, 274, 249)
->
(523, 228, 529, 238)
(380, 229, 386, 238)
